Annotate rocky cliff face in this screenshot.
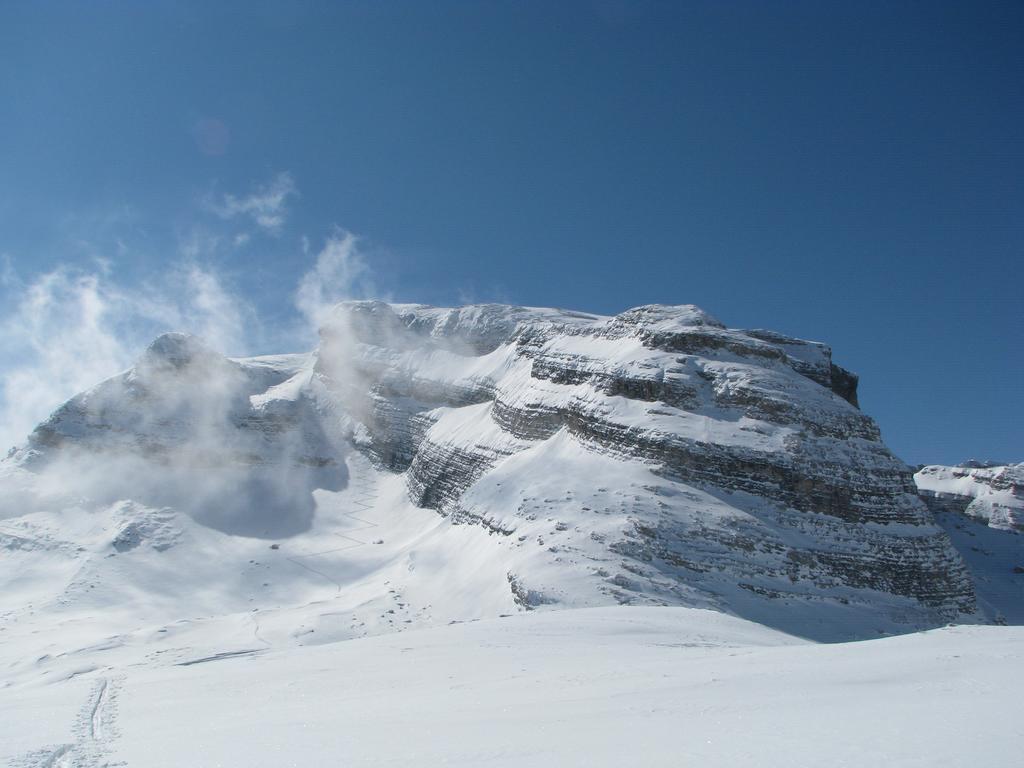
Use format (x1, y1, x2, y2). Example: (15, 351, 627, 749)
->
(915, 463, 1023, 532)
(314, 301, 976, 632)
(913, 462, 1023, 625)
(8, 302, 979, 638)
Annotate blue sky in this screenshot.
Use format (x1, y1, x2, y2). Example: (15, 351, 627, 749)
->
(1, 0, 1020, 465)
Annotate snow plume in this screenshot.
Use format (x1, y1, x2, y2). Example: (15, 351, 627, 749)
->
(295, 229, 376, 331)
(174, 265, 251, 354)
(8, 331, 339, 537)
(209, 172, 297, 232)
(0, 227, 385, 455)
(0, 263, 253, 454)
(0, 177, 390, 538)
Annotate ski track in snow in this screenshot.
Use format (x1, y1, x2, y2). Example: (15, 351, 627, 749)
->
(175, 649, 262, 667)
(248, 610, 271, 650)
(87, 679, 111, 742)
(7, 459, 381, 766)
(11, 676, 122, 768)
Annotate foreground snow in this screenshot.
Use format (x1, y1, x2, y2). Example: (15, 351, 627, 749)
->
(2, 606, 1020, 767)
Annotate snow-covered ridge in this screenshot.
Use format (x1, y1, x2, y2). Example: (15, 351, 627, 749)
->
(3, 301, 984, 647)
(915, 462, 1023, 532)
(314, 302, 977, 632)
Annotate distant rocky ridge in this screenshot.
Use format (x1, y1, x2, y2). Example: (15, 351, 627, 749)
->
(915, 463, 1023, 533)
(9, 301, 982, 638)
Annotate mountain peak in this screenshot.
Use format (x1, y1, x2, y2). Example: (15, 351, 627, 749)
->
(140, 332, 221, 370)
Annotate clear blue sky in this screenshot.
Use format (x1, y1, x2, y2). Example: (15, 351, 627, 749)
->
(1, 0, 1020, 465)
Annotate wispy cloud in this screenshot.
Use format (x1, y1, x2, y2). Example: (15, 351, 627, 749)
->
(209, 172, 297, 233)
(0, 172, 397, 453)
(0, 262, 254, 453)
(295, 229, 376, 330)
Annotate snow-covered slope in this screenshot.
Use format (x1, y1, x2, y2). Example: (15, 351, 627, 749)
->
(915, 462, 1023, 532)
(915, 462, 1024, 625)
(3, 607, 1020, 768)
(313, 301, 976, 636)
(3, 303, 978, 643)
(1, 300, 1016, 766)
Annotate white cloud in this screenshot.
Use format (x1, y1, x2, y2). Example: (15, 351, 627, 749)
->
(210, 172, 297, 233)
(295, 229, 375, 330)
(180, 265, 251, 355)
(0, 263, 253, 453)
(0, 170, 395, 453)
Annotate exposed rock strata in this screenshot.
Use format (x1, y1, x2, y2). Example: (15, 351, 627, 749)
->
(12, 302, 979, 635)
(311, 302, 975, 627)
(916, 463, 1023, 532)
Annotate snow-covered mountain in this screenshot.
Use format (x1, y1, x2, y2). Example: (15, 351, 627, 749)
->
(4, 301, 978, 637)
(3, 301, 1018, 766)
(915, 461, 1023, 532)
(914, 462, 1023, 626)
